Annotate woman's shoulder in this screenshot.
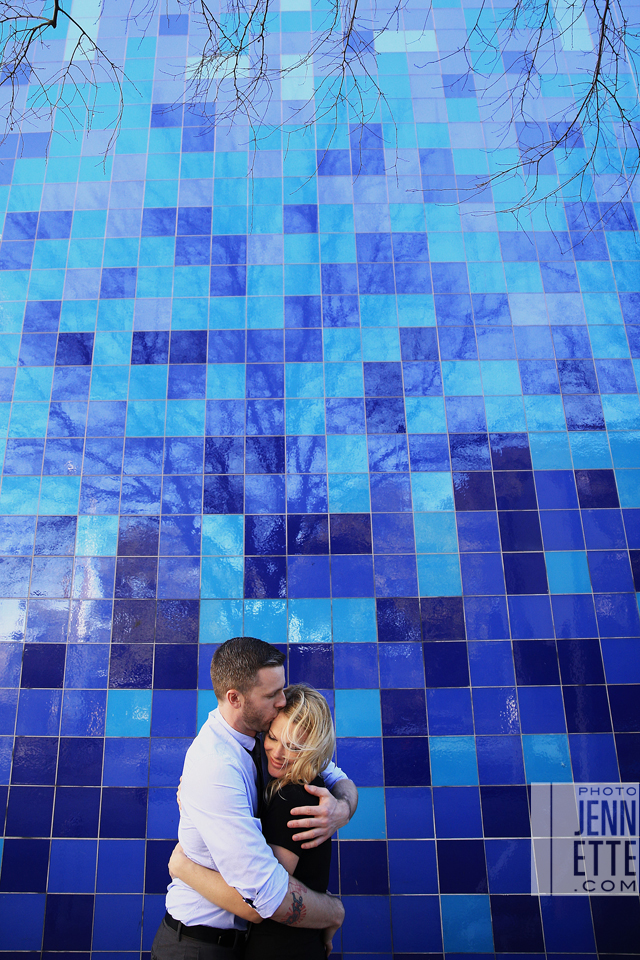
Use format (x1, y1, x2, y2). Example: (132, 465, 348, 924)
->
(271, 775, 325, 806)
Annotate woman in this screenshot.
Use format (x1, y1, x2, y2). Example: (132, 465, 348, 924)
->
(169, 683, 342, 958)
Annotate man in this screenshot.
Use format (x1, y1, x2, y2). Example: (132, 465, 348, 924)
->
(151, 636, 358, 958)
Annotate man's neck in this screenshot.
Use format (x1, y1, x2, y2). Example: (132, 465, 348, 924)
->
(217, 703, 257, 738)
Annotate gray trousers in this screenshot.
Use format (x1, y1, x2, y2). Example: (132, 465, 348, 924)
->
(151, 917, 246, 960)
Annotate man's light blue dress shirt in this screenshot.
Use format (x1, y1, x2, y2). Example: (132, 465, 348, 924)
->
(165, 708, 346, 929)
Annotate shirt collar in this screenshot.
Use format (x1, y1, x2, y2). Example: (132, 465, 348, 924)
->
(212, 706, 257, 751)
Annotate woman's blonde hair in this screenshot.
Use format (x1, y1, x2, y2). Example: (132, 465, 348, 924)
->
(267, 684, 336, 798)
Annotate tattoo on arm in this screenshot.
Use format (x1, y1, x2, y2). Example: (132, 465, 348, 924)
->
(281, 884, 307, 926)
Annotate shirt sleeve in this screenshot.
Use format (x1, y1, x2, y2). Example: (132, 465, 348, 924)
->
(262, 782, 319, 856)
(320, 758, 348, 790)
(180, 741, 289, 919)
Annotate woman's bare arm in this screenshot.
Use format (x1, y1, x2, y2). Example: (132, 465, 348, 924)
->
(168, 844, 262, 923)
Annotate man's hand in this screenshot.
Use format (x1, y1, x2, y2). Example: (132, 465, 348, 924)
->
(168, 842, 187, 880)
(288, 784, 351, 849)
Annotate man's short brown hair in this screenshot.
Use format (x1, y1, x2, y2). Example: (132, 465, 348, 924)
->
(210, 637, 285, 700)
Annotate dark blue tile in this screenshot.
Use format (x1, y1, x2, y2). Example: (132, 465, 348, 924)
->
(552, 325, 591, 358)
(160, 439, 201, 479)
(11, 735, 58, 784)
(211, 236, 246, 265)
(449, 434, 491, 471)
(503, 552, 547, 593)
(117, 516, 159, 556)
(335, 644, 378, 689)
(103, 739, 150, 787)
(375, 598, 419, 644)
(3, 439, 44, 475)
(490, 893, 544, 952)
(245, 436, 285, 474)
(438, 839, 487, 893)
(246, 363, 284, 399)
(57, 738, 103, 786)
(288, 556, 330, 597)
(595, 358, 637, 393)
(518, 359, 560, 394)
(328, 553, 373, 596)
(563, 684, 611, 732)
(513, 639, 558, 684)
(372, 513, 415, 554)
(427, 687, 473, 735)
(154, 645, 197, 689)
(340, 840, 389, 894)
(438, 327, 477, 360)
(244, 556, 287, 599)
(365, 397, 406, 433)
(284, 295, 321, 328)
(395, 262, 431, 294)
(100, 787, 148, 838)
(402, 361, 442, 397)
(363, 362, 403, 397)
(245, 514, 286, 555)
(432, 262, 468, 293)
(464, 596, 510, 640)
(5, 786, 54, 837)
(203, 437, 243, 475)
(207, 330, 245, 363)
(564, 394, 605, 431)
(370, 473, 412, 512)
(337, 738, 383, 786)
(112, 599, 154, 642)
(509, 594, 554, 638)
(384, 737, 430, 786)
(423, 641, 469, 686)
(21, 643, 66, 688)
(540, 509, 584, 549)
(283, 205, 318, 234)
(100, 267, 136, 299)
(141, 208, 176, 237)
(206, 400, 245, 437)
(495, 471, 538, 512)
(243, 475, 285, 514)
(322, 294, 359, 327)
(575, 469, 619, 508)
(0, 240, 34, 270)
(108, 644, 153, 688)
(481, 785, 530, 837)
(322, 263, 358, 295)
(392, 232, 430, 262)
(182, 127, 215, 152)
(245, 399, 284, 437)
(0, 838, 50, 891)
(19, 333, 57, 366)
(156, 599, 199, 643)
(288, 644, 333, 688)
(203, 475, 243, 514)
(151, 102, 183, 126)
(446, 398, 486, 433)
(47, 403, 87, 438)
(456, 512, 500, 552)
(358, 262, 395, 294)
(476, 327, 516, 359)
(350, 149, 385, 176)
(131, 331, 169, 365)
(453, 472, 495, 511)
(175, 235, 210, 265)
(177, 206, 212, 235)
(535, 470, 579, 509)
(284, 328, 321, 362)
(368, 434, 409, 473)
(540, 261, 579, 292)
(24, 300, 61, 333)
(86, 400, 126, 437)
(169, 330, 207, 364)
(472, 293, 511, 325)
(287, 514, 328, 555)
(399, 328, 438, 361)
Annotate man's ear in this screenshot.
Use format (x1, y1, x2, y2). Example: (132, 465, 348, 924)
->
(226, 688, 243, 710)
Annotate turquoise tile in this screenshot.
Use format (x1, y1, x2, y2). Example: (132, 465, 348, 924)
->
(441, 895, 493, 952)
(201, 516, 244, 556)
(430, 736, 478, 785)
(522, 734, 572, 782)
(414, 513, 458, 553)
(106, 690, 152, 737)
(198, 599, 243, 644)
(39, 476, 81, 515)
(328, 474, 371, 512)
(442, 361, 482, 395)
(244, 600, 287, 644)
(285, 363, 324, 398)
(406, 397, 446, 432)
(288, 598, 332, 643)
(0, 476, 41, 514)
(76, 516, 119, 556)
(200, 557, 244, 598)
(332, 598, 377, 643)
(411, 473, 454, 511)
(545, 551, 591, 593)
(339, 787, 387, 839)
(417, 554, 462, 596)
(285, 398, 325, 434)
(327, 435, 368, 472)
(335, 689, 381, 737)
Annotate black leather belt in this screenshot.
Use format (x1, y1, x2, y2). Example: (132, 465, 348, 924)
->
(164, 912, 239, 947)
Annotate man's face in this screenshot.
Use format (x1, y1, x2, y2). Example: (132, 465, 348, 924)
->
(238, 665, 286, 736)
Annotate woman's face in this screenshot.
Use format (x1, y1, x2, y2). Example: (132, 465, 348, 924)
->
(264, 711, 301, 779)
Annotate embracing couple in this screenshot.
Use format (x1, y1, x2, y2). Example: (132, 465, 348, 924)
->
(151, 636, 358, 959)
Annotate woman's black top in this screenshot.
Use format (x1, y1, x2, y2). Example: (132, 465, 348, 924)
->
(244, 776, 331, 960)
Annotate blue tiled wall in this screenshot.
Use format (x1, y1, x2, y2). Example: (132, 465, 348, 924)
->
(1, 0, 640, 954)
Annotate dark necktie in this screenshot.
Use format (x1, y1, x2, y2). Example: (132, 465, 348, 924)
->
(250, 737, 265, 818)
